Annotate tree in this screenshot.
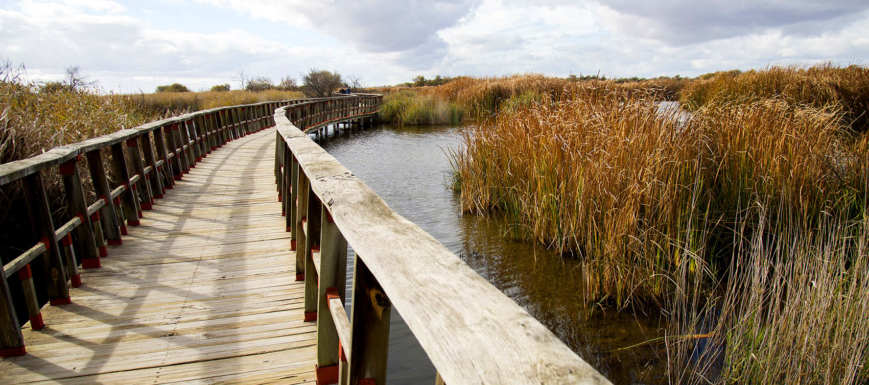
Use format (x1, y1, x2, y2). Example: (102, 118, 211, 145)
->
(65, 65, 97, 91)
(233, 69, 248, 91)
(210, 84, 231, 92)
(344, 74, 363, 92)
(245, 76, 274, 92)
(301, 69, 342, 97)
(155, 83, 191, 92)
(277, 76, 298, 91)
(413, 75, 426, 87)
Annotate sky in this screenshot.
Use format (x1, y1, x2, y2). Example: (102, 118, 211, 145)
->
(1, 0, 867, 93)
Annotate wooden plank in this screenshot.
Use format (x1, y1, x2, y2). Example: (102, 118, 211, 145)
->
(2, 243, 45, 277)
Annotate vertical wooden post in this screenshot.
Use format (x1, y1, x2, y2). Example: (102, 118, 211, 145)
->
(163, 125, 181, 181)
(275, 132, 283, 188)
(348, 255, 391, 385)
(60, 235, 81, 287)
(111, 142, 141, 226)
(196, 115, 209, 157)
(177, 121, 194, 171)
(90, 210, 108, 258)
(315, 205, 348, 383)
(18, 264, 45, 330)
(126, 137, 153, 211)
(59, 156, 101, 268)
(304, 191, 322, 322)
(294, 169, 309, 280)
(188, 119, 202, 162)
(0, 266, 24, 357)
(22, 172, 71, 305)
(289, 154, 298, 244)
(140, 131, 164, 199)
(86, 149, 123, 244)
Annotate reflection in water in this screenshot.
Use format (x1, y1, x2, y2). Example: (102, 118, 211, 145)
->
(320, 123, 668, 384)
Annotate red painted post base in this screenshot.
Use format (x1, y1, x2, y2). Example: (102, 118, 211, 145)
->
(50, 297, 72, 306)
(278, 194, 282, 202)
(29, 314, 45, 330)
(282, 211, 286, 217)
(174, 175, 183, 181)
(196, 157, 202, 162)
(120, 226, 128, 236)
(137, 211, 143, 219)
(304, 311, 317, 322)
(190, 164, 196, 169)
(165, 185, 174, 189)
(108, 239, 122, 246)
(315, 364, 339, 385)
(71, 274, 82, 288)
(141, 202, 153, 210)
(128, 220, 141, 226)
(99, 246, 108, 258)
(0, 346, 26, 357)
(290, 239, 296, 249)
(154, 194, 164, 199)
(83, 258, 102, 269)
(359, 379, 376, 385)
(295, 273, 304, 282)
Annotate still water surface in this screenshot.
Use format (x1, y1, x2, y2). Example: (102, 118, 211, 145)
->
(319, 123, 666, 384)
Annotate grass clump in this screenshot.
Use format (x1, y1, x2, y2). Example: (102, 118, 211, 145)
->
(680, 63, 869, 131)
(380, 89, 464, 125)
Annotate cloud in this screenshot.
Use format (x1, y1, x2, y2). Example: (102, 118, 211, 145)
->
(597, 0, 869, 45)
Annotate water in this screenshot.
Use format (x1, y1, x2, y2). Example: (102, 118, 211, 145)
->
(318, 123, 668, 384)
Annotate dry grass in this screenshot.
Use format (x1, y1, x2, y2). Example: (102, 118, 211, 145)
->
(379, 89, 464, 125)
(450, 82, 869, 383)
(134, 89, 305, 116)
(680, 63, 869, 131)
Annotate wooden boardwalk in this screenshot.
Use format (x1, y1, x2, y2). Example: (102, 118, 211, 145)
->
(0, 129, 316, 384)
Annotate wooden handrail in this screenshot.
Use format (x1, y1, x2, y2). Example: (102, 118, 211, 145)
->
(274, 96, 611, 384)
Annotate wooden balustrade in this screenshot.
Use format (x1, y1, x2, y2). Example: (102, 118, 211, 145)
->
(274, 95, 610, 384)
(0, 97, 357, 357)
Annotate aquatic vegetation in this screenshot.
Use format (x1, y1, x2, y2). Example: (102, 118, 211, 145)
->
(380, 89, 464, 125)
(680, 63, 869, 131)
(451, 81, 869, 383)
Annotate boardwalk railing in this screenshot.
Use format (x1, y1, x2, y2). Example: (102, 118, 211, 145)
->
(0, 97, 337, 357)
(275, 96, 611, 384)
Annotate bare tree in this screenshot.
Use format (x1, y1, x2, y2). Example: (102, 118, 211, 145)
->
(64, 65, 97, 91)
(344, 74, 364, 92)
(301, 69, 342, 97)
(233, 69, 248, 91)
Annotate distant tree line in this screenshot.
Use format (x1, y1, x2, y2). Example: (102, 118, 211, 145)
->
(154, 69, 359, 97)
(402, 75, 454, 87)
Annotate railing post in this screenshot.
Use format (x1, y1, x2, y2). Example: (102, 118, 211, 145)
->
(315, 204, 348, 384)
(289, 154, 299, 248)
(304, 191, 322, 323)
(0, 266, 24, 357)
(22, 172, 71, 305)
(59, 156, 101, 268)
(60, 234, 80, 287)
(86, 149, 123, 244)
(205, 113, 217, 152)
(126, 137, 153, 211)
(164, 124, 183, 181)
(18, 264, 44, 330)
(111, 142, 141, 227)
(275, 132, 284, 189)
(348, 254, 391, 385)
(154, 125, 175, 189)
(140, 131, 164, 199)
(294, 168, 309, 281)
(188, 119, 203, 163)
(179, 120, 196, 169)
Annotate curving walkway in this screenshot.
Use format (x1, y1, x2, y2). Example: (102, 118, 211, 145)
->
(0, 129, 314, 384)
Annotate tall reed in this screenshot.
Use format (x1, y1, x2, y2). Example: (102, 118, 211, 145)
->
(380, 89, 464, 125)
(680, 64, 869, 131)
